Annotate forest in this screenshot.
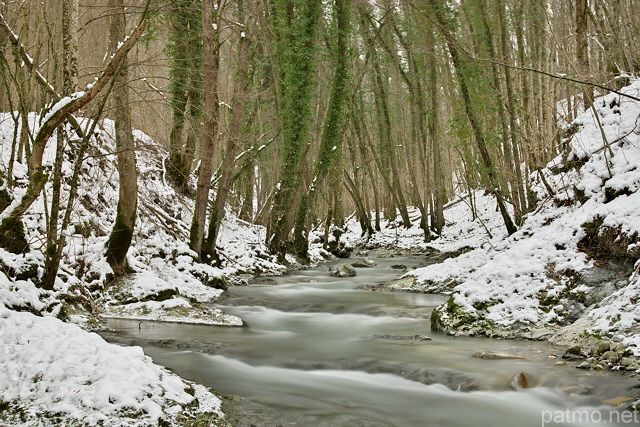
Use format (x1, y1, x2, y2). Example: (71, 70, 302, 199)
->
(2, 0, 637, 271)
(1, 0, 640, 426)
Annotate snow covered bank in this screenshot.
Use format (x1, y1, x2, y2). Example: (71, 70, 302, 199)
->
(0, 113, 314, 425)
(0, 305, 226, 426)
(384, 80, 640, 355)
(0, 113, 295, 327)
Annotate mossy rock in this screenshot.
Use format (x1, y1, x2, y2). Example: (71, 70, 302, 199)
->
(0, 216, 29, 254)
(141, 288, 179, 302)
(205, 276, 228, 290)
(431, 295, 501, 337)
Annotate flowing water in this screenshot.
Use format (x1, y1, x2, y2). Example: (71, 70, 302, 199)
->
(102, 255, 640, 426)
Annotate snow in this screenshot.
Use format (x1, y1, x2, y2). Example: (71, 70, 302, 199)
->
(343, 79, 640, 347)
(1, 74, 639, 423)
(42, 92, 83, 124)
(589, 269, 640, 355)
(0, 305, 223, 425)
(0, 112, 309, 424)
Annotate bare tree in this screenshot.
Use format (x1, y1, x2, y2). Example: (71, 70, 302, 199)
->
(104, 0, 139, 277)
(190, 0, 220, 259)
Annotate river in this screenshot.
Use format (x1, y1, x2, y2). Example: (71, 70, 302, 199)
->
(101, 255, 640, 426)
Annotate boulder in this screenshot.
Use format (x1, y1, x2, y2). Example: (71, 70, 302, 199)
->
(511, 372, 529, 390)
(562, 345, 585, 360)
(352, 258, 377, 268)
(471, 351, 524, 360)
(329, 263, 357, 277)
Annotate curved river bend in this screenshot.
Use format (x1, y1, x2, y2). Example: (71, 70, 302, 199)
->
(102, 255, 639, 426)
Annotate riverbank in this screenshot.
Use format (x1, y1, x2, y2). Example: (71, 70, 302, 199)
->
(2, 78, 640, 424)
(0, 115, 330, 426)
(341, 80, 640, 406)
(101, 254, 640, 427)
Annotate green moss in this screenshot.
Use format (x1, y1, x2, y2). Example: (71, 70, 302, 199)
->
(56, 304, 70, 322)
(0, 187, 11, 210)
(204, 275, 228, 290)
(443, 295, 478, 325)
(472, 299, 497, 311)
(583, 329, 605, 340)
(0, 216, 29, 254)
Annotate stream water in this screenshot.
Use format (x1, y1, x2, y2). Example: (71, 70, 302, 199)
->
(101, 255, 640, 426)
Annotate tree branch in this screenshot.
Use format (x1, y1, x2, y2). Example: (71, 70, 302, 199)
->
(0, 18, 148, 229)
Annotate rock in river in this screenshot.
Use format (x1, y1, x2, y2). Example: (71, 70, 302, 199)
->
(471, 351, 524, 360)
(511, 372, 529, 390)
(352, 258, 377, 268)
(329, 263, 357, 277)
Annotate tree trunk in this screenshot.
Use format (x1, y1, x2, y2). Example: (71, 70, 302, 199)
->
(266, 0, 321, 257)
(575, 0, 592, 108)
(41, 0, 80, 289)
(426, 0, 516, 236)
(206, 0, 251, 257)
(497, 0, 527, 220)
(190, 0, 220, 260)
(426, 27, 445, 235)
(167, 0, 203, 194)
(293, 0, 352, 259)
(105, 0, 138, 277)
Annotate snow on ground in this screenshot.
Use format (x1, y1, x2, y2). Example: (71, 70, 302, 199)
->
(0, 305, 225, 426)
(0, 113, 302, 425)
(0, 113, 293, 325)
(343, 190, 511, 255)
(345, 79, 640, 350)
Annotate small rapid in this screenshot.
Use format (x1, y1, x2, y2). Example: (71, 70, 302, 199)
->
(102, 254, 639, 426)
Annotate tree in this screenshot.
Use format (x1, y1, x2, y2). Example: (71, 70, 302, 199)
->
(575, 0, 592, 108)
(190, 0, 220, 259)
(425, 0, 517, 235)
(166, 0, 203, 193)
(292, 0, 352, 259)
(206, 0, 252, 258)
(104, 0, 140, 277)
(265, 0, 322, 258)
(42, 0, 80, 289)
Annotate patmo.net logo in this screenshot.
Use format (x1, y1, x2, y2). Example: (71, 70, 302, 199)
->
(542, 408, 640, 426)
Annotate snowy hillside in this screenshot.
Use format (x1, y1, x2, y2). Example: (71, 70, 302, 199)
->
(0, 113, 322, 425)
(402, 79, 640, 353)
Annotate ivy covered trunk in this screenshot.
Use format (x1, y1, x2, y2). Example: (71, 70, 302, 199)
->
(265, 0, 321, 258)
(166, 0, 203, 194)
(293, 0, 352, 260)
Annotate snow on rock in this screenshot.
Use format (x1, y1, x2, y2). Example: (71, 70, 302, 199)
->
(588, 267, 640, 356)
(0, 305, 225, 426)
